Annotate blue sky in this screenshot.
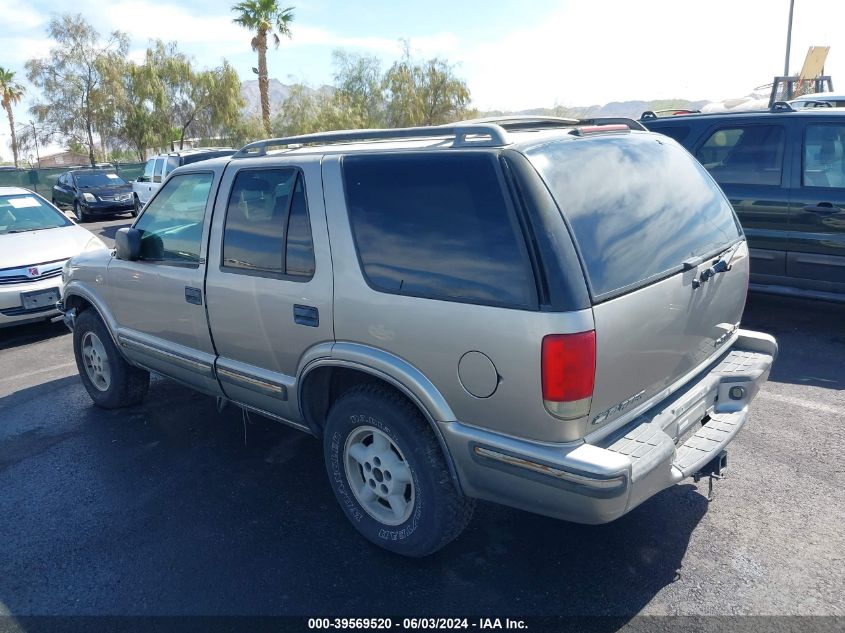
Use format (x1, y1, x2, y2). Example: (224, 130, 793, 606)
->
(1, 0, 843, 159)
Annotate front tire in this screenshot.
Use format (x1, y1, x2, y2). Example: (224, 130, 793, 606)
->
(324, 384, 475, 557)
(132, 195, 141, 217)
(73, 201, 90, 223)
(73, 309, 149, 408)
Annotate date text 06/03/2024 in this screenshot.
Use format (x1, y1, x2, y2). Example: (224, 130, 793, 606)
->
(307, 618, 528, 629)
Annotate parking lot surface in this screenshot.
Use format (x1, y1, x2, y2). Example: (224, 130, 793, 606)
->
(0, 245, 843, 618)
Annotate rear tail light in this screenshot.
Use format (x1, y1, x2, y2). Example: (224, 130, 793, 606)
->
(542, 331, 596, 420)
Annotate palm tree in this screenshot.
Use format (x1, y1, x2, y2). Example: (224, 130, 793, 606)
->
(0, 68, 25, 168)
(232, 0, 294, 136)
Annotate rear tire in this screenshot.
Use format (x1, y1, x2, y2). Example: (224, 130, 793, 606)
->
(323, 384, 474, 557)
(73, 309, 149, 408)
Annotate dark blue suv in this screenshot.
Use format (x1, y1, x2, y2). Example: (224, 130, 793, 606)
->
(642, 107, 845, 302)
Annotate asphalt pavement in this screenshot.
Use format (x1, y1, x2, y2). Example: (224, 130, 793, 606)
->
(0, 227, 843, 620)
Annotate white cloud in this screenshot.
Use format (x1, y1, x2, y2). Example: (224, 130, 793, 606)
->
(456, 0, 845, 110)
(0, 0, 44, 29)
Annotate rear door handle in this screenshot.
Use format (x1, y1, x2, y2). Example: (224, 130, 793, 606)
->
(185, 287, 203, 305)
(803, 202, 841, 214)
(293, 304, 319, 327)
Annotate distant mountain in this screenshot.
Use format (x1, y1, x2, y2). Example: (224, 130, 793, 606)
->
(243, 79, 709, 122)
(240, 79, 334, 115)
(483, 99, 710, 120)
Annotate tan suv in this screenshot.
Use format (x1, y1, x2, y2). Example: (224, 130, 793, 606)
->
(60, 118, 777, 556)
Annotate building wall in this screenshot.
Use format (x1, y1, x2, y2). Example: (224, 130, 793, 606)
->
(38, 152, 90, 168)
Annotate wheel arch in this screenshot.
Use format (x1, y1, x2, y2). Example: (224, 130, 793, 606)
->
(298, 353, 463, 494)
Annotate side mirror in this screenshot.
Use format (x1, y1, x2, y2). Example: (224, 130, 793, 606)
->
(136, 175, 149, 183)
(115, 227, 142, 261)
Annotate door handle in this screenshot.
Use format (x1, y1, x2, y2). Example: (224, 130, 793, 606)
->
(803, 202, 840, 214)
(293, 304, 319, 327)
(185, 287, 203, 305)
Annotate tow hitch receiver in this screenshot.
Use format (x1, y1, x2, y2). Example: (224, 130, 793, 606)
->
(693, 450, 728, 501)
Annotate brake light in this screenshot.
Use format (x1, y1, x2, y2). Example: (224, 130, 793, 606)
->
(542, 331, 596, 419)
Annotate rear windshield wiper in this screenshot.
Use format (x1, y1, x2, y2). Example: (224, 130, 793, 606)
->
(692, 242, 743, 288)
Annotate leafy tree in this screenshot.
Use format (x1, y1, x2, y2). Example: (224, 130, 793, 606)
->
(119, 59, 165, 161)
(25, 14, 128, 166)
(232, 0, 294, 136)
(143, 41, 244, 150)
(332, 51, 384, 128)
(0, 68, 25, 168)
(384, 47, 473, 127)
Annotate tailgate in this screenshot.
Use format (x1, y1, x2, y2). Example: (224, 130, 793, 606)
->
(589, 243, 749, 431)
(524, 131, 748, 435)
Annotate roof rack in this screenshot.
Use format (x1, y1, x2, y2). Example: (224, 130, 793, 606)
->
(770, 101, 795, 112)
(577, 117, 647, 131)
(454, 115, 580, 130)
(233, 124, 510, 158)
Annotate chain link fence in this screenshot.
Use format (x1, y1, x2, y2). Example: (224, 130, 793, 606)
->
(0, 162, 145, 200)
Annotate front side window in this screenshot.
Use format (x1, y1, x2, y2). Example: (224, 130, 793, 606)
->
(695, 125, 785, 186)
(803, 124, 845, 188)
(153, 158, 166, 183)
(134, 172, 213, 264)
(222, 168, 315, 279)
(142, 159, 155, 182)
(343, 153, 535, 308)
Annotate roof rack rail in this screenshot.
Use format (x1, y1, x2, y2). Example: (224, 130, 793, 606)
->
(233, 124, 510, 158)
(578, 117, 647, 131)
(770, 101, 795, 112)
(454, 115, 580, 130)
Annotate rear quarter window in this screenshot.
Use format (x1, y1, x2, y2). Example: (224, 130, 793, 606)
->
(342, 153, 536, 308)
(527, 133, 741, 299)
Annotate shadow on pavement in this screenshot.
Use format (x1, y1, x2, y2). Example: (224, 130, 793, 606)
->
(94, 219, 133, 243)
(0, 318, 67, 352)
(0, 376, 707, 618)
(743, 292, 845, 390)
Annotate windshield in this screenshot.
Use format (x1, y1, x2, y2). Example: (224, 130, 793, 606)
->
(74, 172, 127, 188)
(526, 133, 742, 299)
(0, 194, 73, 235)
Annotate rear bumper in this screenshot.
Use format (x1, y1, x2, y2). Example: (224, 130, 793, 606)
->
(439, 329, 777, 524)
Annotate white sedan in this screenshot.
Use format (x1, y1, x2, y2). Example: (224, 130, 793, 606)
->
(0, 187, 106, 328)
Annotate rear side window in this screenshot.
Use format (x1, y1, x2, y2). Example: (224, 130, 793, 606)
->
(803, 124, 845, 188)
(654, 126, 690, 144)
(527, 134, 741, 299)
(343, 153, 535, 308)
(222, 168, 315, 280)
(695, 125, 785, 186)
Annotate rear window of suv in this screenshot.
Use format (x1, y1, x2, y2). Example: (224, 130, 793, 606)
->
(527, 133, 741, 299)
(342, 153, 536, 308)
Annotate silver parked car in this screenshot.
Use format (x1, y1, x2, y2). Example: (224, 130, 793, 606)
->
(59, 119, 777, 556)
(0, 187, 105, 328)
